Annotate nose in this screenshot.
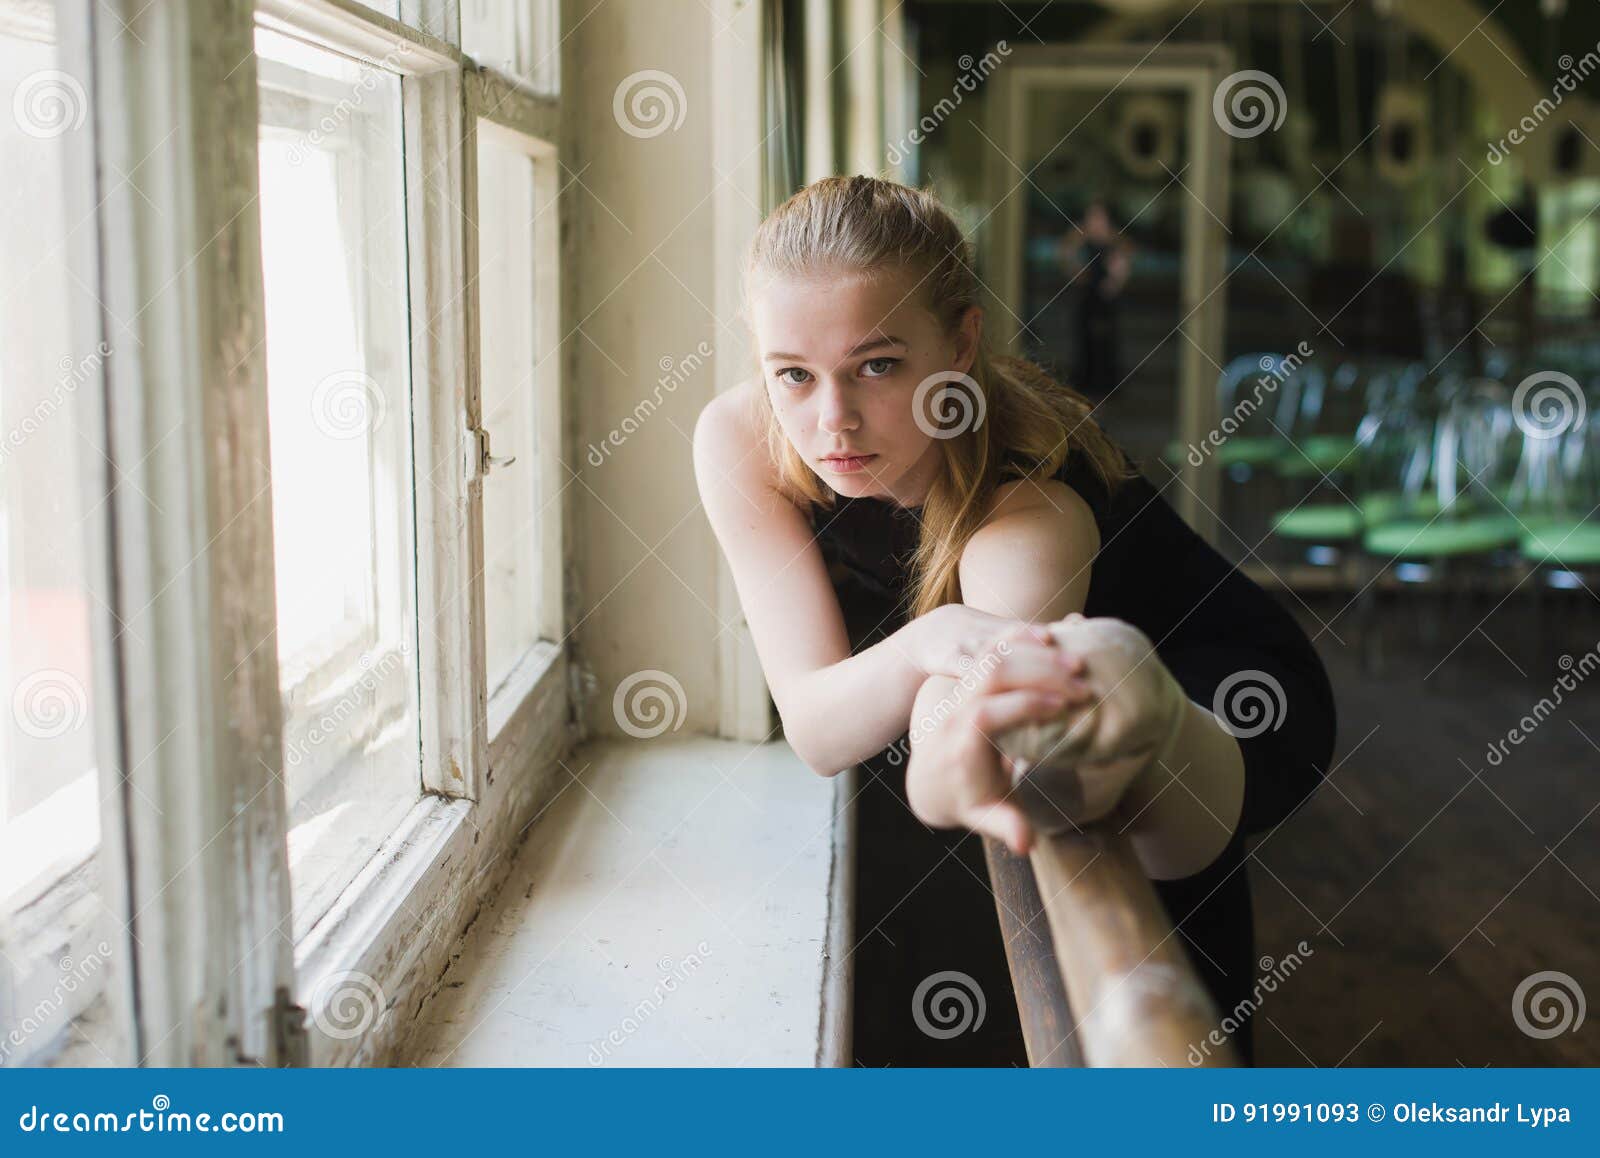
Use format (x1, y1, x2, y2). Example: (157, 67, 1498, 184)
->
(815, 376, 859, 436)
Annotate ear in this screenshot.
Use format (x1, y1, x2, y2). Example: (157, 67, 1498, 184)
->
(953, 304, 984, 375)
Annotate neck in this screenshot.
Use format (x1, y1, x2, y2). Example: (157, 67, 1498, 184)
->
(871, 442, 942, 510)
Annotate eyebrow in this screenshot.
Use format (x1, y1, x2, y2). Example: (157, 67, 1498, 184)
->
(762, 335, 907, 362)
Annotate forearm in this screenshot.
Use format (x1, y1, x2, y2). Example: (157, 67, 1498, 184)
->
(1114, 698, 1246, 881)
(780, 619, 929, 776)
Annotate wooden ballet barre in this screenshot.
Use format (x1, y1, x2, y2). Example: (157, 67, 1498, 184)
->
(985, 826, 1237, 1068)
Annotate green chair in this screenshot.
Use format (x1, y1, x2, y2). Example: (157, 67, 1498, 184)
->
(1351, 379, 1522, 671)
(1513, 382, 1600, 668)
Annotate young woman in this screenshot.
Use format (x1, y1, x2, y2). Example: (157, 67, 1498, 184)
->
(693, 175, 1337, 1066)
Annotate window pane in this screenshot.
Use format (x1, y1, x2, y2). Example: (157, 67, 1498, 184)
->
(1, 3, 110, 1063)
(462, 0, 559, 96)
(476, 131, 545, 696)
(256, 26, 421, 941)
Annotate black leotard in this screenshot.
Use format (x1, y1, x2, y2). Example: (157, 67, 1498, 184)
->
(808, 446, 1338, 1067)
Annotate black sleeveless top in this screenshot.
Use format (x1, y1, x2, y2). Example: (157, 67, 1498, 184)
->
(808, 448, 1338, 1064)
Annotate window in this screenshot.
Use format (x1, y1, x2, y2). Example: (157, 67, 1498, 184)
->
(476, 127, 549, 697)
(256, 26, 422, 941)
(0, 0, 110, 1064)
(6, 0, 570, 1065)
(462, 0, 560, 97)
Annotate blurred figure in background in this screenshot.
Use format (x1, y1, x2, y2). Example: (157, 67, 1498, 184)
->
(1060, 198, 1131, 399)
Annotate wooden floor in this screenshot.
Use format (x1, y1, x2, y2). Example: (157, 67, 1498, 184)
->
(1249, 587, 1600, 1066)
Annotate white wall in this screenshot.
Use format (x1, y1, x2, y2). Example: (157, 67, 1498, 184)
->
(562, 0, 767, 741)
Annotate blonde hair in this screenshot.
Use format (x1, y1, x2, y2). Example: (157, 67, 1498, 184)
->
(743, 175, 1135, 620)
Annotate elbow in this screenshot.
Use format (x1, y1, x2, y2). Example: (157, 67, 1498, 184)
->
(791, 734, 849, 778)
(774, 702, 847, 779)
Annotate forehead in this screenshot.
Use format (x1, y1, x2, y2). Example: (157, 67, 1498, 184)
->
(750, 268, 934, 356)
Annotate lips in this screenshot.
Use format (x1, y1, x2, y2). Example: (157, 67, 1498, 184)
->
(820, 453, 877, 474)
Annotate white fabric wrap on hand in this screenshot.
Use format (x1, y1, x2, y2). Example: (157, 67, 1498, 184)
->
(997, 615, 1189, 833)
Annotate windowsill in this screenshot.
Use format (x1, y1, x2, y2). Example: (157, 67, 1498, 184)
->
(403, 736, 854, 1066)
(1, 769, 98, 912)
(486, 638, 560, 747)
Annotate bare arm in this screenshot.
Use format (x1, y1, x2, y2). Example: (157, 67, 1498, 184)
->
(693, 386, 1027, 776)
(952, 478, 1245, 879)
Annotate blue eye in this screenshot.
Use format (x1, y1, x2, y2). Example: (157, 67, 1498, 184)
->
(776, 367, 811, 387)
(861, 357, 899, 378)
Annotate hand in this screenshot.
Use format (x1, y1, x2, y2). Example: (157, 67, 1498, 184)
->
(909, 604, 1058, 682)
(996, 614, 1189, 835)
(905, 625, 1095, 855)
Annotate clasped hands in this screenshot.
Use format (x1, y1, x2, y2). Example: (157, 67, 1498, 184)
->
(905, 609, 1189, 855)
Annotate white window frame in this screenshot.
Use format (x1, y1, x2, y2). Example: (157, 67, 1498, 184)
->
(468, 85, 565, 742)
(24, 0, 571, 1067)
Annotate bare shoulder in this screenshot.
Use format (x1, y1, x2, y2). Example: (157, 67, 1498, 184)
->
(957, 472, 1101, 620)
(692, 378, 789, 517)
(983, 475, 1100, 546)
(693, 377, 765, 454)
